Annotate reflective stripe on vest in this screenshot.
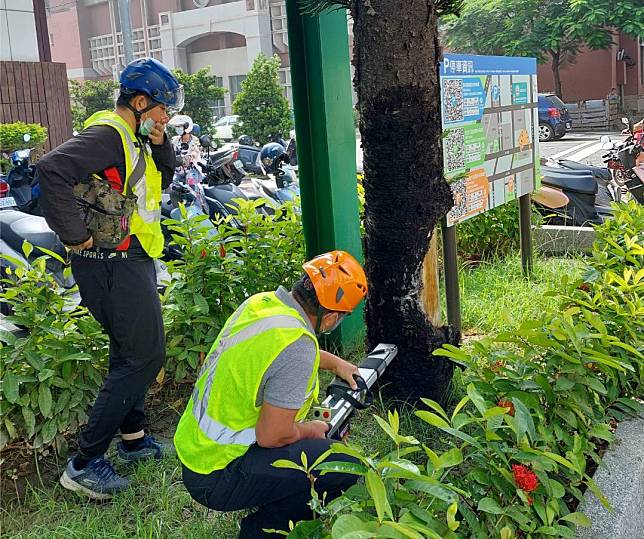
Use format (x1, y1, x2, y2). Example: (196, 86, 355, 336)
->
(174, 292, 320, 474)
(192, 314, 312, 446)
(84, 111, 164, 258)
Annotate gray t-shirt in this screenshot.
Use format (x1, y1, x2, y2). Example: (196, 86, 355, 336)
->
(255, 287, 317, 409)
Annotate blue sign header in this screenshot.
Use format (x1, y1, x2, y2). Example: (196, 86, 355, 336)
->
(441, 54, 537, 76)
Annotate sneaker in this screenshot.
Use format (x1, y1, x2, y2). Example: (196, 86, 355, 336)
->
(117, 434, 163, 463)
(59, 456, 130, 500)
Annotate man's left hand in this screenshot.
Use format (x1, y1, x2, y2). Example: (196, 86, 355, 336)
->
(148, 122, 166, 145)
(333, 358, 359, 390)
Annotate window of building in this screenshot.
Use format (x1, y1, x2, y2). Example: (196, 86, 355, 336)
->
(229, 74, 246, 104)
(211, 76, 226, 119)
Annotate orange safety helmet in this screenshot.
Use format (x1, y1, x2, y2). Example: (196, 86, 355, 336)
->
(302, 251, 368, 312)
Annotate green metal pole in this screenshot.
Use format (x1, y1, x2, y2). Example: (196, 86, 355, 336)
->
(285, 2, 364, 351)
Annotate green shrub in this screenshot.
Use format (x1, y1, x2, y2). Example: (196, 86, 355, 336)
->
(281, 202, 643, 538)
(0, 245, 108, 451)
(161, 199, 306, 382)
(0, 122, 47, 153)
(69, 79, 118, 132)
(456, 201, 541, 260)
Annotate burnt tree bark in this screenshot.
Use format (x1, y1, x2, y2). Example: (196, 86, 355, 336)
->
(352, 0, 460, 403)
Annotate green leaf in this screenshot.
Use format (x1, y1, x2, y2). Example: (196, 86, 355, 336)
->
(0, 328, 17, 345)
(316, 461, 367, 476)
(446, 502, 460, 531)
(467, 383, 488, 416)
(38, 384, 53, 418)
(22, 407, 36, 437)
(405, 480, 458, 504)
(420, 398, 449, 421)
(415, 411, 450, 429)
(365, 469, 393, 522)
(477, 497, 503, 515)
(2, 371, 20, 403)
(193, 294, 209, 314)
(483, 406, 509, 419)
(331, 515, 374, 539)
(451, 395, 470, 420)
(560, 512, 592, 527)
(512, 397, 536, 442)
(34, 245, 66, 264)
(438, 447, 463, 469)
(40, 419, 58, 445)
(22, 240, 34, 259)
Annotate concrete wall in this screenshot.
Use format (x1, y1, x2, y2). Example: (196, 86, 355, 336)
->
(189, 46, 247, 112)
(0, 0, 39, 62)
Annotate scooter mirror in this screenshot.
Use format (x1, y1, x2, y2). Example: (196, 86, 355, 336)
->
(199, 135, 211, 148)
(599, 135, 611, 143)
(23, 133, 31, 142)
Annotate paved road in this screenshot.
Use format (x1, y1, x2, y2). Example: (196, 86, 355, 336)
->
(355, 130, 625, 172)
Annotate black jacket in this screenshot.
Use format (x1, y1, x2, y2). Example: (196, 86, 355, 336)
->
(36, 124, 175, 246)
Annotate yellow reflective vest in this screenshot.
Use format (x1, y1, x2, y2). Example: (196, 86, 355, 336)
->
(174, 291, 320, 474)
(84, 111, 164, 258)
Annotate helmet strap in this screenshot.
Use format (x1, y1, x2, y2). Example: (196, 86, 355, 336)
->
(123, 97, 160, 127)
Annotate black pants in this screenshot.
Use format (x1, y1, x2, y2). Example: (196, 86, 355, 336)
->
(182, 439, 359, 538)
(71, 256, 165, 459)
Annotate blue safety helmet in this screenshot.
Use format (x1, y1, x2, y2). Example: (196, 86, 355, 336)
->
(191, 123, 201, 137)
(119, 58, 184, 113)
(259, 142, 289, 173)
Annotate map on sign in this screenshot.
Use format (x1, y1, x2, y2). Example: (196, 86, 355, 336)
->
(440, 54, 539, 227)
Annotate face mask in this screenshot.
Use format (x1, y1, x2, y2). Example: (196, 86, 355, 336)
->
(174, 126, 185, 136)
(321, 312, 347, 335)
(139, 118, 155, 137)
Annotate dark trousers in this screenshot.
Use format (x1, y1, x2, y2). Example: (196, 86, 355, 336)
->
(71, 256, 165, 459)
(182, 439, 359, 538)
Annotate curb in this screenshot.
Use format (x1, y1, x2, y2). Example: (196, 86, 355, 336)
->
(576, 415, 644, 539)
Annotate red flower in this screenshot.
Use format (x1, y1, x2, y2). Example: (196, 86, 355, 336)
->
(512, 464, 539, 493)
(219, 244, 226, 258)
(490, 360, 505, 372)
(497, 399, 515, 416)
(200, 248, 207, 259)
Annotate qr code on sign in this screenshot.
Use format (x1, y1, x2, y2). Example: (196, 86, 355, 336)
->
(444, 127, 465, 173)
(448, 179, 467, 222)
(443, 78, 464, 122)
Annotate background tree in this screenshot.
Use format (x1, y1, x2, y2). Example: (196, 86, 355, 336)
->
(172, 67, 226, 134)
(303, 0, 461, 402)
(442, 0, 644, 99)
(232, 54, 293, 144)
(69, 79, 118, 131)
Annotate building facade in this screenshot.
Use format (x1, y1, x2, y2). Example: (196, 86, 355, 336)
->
(46, 0, 294, 115)
(536, 33, 644, 114)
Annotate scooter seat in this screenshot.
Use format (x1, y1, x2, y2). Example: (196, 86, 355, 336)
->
(542, 165, 594, 177)
(557, 160, 612, 182)
(0, 210, 65, 258)
(541, 173, 598, 195)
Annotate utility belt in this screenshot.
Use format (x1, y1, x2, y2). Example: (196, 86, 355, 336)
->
(73, 151, 147, 249)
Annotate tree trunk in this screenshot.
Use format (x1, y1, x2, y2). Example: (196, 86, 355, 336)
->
(551, 50, 563, 100)
(352, 0, 460, 403)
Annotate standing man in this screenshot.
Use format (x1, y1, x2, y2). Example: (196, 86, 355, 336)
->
(36, 58, 183, 499)
(175, 251, 368, 538)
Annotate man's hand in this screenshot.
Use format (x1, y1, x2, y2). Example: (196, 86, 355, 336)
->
(306, 420, 330, 439)
(333, 357, 359, 390)
(148, 122, 166, 145)
(66, 236, 93, 252)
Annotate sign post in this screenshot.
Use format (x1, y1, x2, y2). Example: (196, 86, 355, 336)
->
(439, 54, 539, 322)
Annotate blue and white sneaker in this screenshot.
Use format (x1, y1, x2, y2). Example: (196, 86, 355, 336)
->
(59, 456, 130, 500)
(117, 434, 163, 463)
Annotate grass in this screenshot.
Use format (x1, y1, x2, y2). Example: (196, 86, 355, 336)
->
(457, 255, 584, 335)
(1, 254, 582, 538)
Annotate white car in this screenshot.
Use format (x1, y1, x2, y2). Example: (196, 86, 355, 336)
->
(213, 115, 241, 141)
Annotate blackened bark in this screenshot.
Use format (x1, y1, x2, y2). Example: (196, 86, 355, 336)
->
(352, 1, 459, 403)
